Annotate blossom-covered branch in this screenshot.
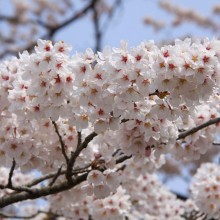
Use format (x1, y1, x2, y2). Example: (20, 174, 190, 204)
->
(177, 117, 220, 140)
(1, 38, 220, 219)
(66, 132, 97, 183)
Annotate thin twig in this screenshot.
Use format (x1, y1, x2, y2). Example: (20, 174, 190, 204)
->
(9, 186, 34, 194)
(1, 159, 34, 194)
(48, 0, 98, 37)
(7, 158, 16, 188)
(52, 120, 69, 164)
(72, 163, 92, 175)
(77, 131, 82, 147)
(177, 117, 220, 140)
(25, 163, 92, 188)
(66, 132, 97, 183)
(25, 170, 64, 188)
(116, 155, 132, 164)
(0, 173, 89, 208)
(0, 146, 132, 208)
(116, 164, 126, 172)
(112, 149, 121, 157)
(49, 165, 63, 186)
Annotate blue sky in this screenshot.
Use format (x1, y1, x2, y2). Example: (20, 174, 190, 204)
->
(1, 0, 220, 51)
(54, 0, 220, 52)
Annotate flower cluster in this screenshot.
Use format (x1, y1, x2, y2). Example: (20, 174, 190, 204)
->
(0, 115, 78, 172)
(48, 183, 130, 220)
(174, 94, 220, 161)
(1, 38, 220, 218)
(121, 161, 185, 220)
(9, 40, 73, 120)
(190, 163, 220, 219)
(2, 38, 220, 166)
(86, 169, 120, 199)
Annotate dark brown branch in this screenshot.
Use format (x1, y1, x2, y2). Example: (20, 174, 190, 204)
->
(52, 120, 69, 164)
(25, 170, 63, 188)
(66, 132, 97, 183)
(77, 131, 82, 147)
(7, 158, 16, 188)
(116, 155, 132, 164)
(112, 149, 121, 157)
(177, 117, 220, 140)
(0, 159, 34, 194)
(72, 163, 92, 174)
(212, 142, 220, 145)
(48, 0, 98, 37)
(0, 143, 131, 208)
(116, 164, 126, 172)
(5, 165, 91, 196)
(173, 191, 187, 201)
(0, 173, 88, 208)
(25, 163, 92, 188)
(0, 184, 34, 195)
(49, 165, 63, 186)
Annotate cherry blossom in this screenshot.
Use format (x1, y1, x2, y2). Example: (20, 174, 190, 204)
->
(1, 38, 220, 219)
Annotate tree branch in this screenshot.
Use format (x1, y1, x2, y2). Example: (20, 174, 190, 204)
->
(66, 132, 97, 183)
(49, 165, 63, 186)
(52, 120, 69, 164)
(116, 155, 132, 164)
(177, 117, 220, 140)
(0, 173, 88, 208)
(77, 131, 82, 147)
(47, 0, 98, 37)
(24, 163, 92, 188)
(7, 158, 16, 188)
(0, 142, 131, 208)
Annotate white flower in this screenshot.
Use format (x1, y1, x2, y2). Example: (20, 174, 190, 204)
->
(54, 40, 72, 54)
(35, 39, 53, 53)
(105, 171, 120, 192)
(190, 163, 220, 219)
(87, 170, 105, 185)
(94, 120, 109, 133)
(94, 184, 111, 199)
